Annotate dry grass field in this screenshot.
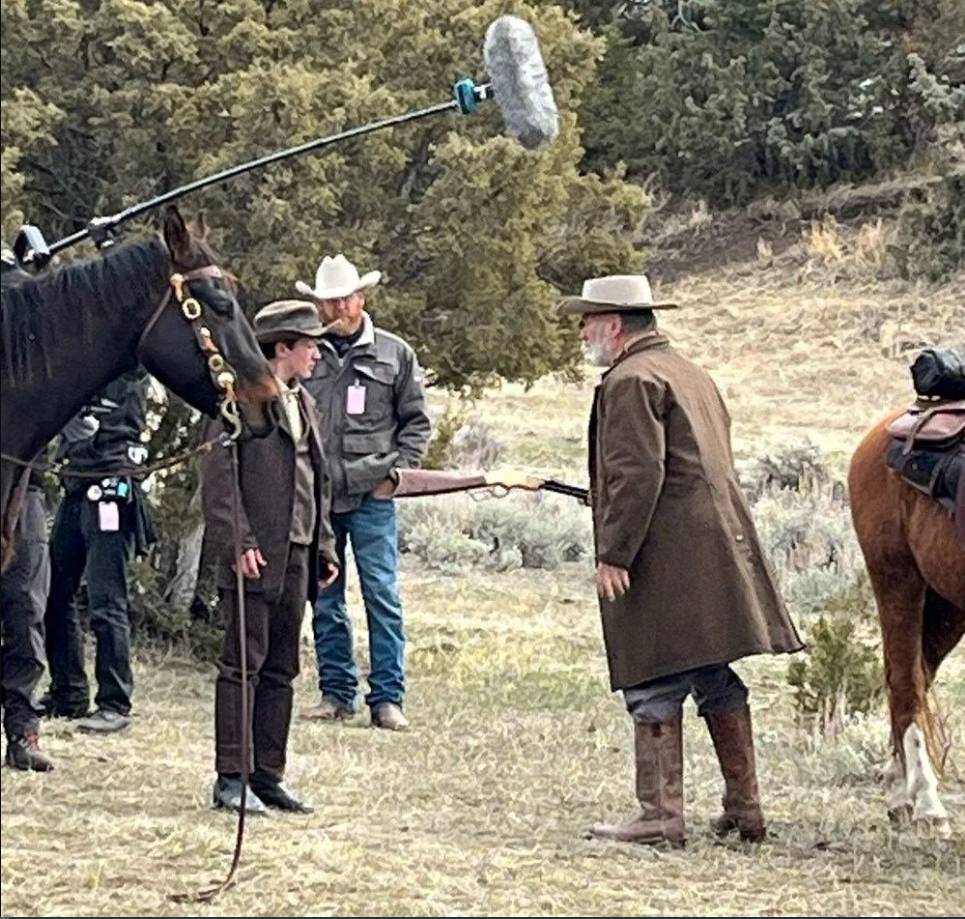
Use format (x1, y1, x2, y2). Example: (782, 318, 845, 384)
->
(2, 219, 963, 915)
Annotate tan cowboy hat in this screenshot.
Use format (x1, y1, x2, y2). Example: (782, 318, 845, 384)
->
(295, 254, 381, 300)
(557, 274, 677, 316)
(254, 299, 326, 343)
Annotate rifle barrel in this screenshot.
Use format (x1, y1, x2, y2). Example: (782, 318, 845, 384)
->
(540, 480, 589, 503)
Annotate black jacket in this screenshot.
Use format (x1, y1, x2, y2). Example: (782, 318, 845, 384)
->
(56, 369, 149, 476)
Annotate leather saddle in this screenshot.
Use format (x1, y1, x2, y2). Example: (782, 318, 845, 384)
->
(885, 399, 965, 518)
(886, 399, 965, 453)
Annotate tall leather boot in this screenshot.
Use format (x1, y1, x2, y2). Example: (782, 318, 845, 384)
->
(589, 717, 686, 847)
(705, 704, 766, 842)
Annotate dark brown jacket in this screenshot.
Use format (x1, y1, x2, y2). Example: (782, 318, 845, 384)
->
(589, 333, 803, 690)
(201, 386, 337, 603)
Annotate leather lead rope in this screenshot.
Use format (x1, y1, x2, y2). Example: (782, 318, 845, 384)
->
(174, 439, 250, 904)
(1, 434, 230, 480)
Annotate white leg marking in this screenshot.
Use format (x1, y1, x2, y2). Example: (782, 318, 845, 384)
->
(884, 754, 912, 825)
(902, 724, 950, 832)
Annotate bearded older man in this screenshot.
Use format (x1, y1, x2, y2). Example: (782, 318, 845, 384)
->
(559, 274, 803, 847)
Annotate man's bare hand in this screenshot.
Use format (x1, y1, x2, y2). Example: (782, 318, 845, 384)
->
(596, 562, 630, 601)
(319, 561, 340, 588)
(233, 547, 267, 579)
(370, 476, 396, 499)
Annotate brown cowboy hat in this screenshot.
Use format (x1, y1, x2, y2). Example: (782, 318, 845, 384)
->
(253, 299, 326, 343)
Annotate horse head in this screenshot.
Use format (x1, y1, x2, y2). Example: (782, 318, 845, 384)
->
(138, 206, 278, 437)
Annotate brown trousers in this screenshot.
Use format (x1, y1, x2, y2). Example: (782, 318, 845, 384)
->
(215, 544, 308, 780)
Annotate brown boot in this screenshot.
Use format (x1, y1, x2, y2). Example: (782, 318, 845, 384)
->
(371, 702, 409, 732)
(705, 704, 766, 842)
(589, 717, 686, 847)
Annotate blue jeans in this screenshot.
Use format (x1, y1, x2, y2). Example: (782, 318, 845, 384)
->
(623, 664, 748, 724)
(311, 497, 404, 710)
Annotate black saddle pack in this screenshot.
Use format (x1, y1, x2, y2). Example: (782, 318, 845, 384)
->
(910, 348, 965, 401)
(885, 349, 965, 517)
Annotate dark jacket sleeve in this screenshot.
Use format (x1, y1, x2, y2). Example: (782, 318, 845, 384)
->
(317, 462, 337, 567)
(199, 419, 258, 560)
(595, 375, 666, 569)
(393, 345, 431, 468)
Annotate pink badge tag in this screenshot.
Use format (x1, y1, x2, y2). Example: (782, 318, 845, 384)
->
(346, 384, 366, 415)
(98, 502, 120, 532)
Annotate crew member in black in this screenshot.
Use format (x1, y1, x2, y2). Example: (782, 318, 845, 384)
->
(42, 369, 156, 733)
(1, 240, 54, 770)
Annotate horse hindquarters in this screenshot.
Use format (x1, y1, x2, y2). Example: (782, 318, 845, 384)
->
(849, 419, 953, 836)
(849, 426, 929, 757)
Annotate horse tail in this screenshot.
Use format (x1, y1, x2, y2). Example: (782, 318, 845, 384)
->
(915, 691, 952, 779)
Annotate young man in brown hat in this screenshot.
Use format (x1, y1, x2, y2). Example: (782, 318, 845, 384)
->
(201, 299, 339, 814)
(559, 274, 804, 847)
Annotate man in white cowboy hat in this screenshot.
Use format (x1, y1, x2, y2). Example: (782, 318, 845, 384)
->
(559, 274, 803, 847)
(297, 255, 430, 732)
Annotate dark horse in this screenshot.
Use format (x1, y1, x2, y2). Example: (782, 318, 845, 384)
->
(0, 206, 278, 570)
(849, 411, 965, 838)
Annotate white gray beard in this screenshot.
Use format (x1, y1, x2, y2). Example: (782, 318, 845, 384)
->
(583, 341, 613, 367)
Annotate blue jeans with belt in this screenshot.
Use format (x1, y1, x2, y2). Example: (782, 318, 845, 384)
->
(311, 496, 405, 711)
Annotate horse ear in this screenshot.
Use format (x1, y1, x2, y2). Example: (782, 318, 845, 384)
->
(162, 205, 192, 261)
(189, 211, 208, 242)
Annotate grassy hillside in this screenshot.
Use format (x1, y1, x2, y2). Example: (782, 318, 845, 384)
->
(2, 208, 963, 916)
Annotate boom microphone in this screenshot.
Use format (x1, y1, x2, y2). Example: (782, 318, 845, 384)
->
(21, 16, 560, 267)
(483, 16, 559, 150)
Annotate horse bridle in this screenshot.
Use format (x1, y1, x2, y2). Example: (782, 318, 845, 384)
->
(137, 265, 244, 439)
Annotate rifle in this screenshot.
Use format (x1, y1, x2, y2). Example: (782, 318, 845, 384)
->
(392, 468, 589, 504)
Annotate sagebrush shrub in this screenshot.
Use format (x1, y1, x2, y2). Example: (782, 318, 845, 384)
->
(787, 614, 884, 732)
(397, 493, 591, 574)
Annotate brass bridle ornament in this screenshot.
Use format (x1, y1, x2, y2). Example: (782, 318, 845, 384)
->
(137, 265, 244, 441)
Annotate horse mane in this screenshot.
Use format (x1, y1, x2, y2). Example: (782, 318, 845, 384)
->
(0, 237, 170, 386)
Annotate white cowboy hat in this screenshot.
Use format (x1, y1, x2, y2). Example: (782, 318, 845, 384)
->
(295, 254, 381, 300)
(557, 274, 677, 315)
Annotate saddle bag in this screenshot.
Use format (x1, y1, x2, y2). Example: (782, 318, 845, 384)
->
(886, 442, 963, 514)
(911, 348, 965, 401)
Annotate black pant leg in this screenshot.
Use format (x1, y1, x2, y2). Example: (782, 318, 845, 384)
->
(44, 491, 90, 711)
(0, 488, 50, 738)
(84, 511, 136, 715)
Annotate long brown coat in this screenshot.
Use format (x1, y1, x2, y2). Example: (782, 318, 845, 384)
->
(589, 333, 803, 690)
(201, 386, 337, 603)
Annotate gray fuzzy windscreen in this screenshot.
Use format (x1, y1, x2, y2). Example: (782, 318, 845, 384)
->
(483, 16, 560, 150)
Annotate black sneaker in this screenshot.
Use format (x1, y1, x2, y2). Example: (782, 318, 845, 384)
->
(5, 732, 55, 772)
(37, 693, 89, 719)
(76, 709, 130, 734)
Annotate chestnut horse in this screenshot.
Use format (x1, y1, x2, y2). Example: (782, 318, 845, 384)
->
(849, 412, 965, 838)
(0, 206, 278, 571)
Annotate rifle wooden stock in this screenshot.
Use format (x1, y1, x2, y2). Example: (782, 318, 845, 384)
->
(393, 469, 490, 497)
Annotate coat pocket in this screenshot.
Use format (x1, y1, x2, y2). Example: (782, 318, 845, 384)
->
(346, 361, 396, 424)
(342, 432, 400, 495)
